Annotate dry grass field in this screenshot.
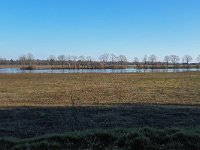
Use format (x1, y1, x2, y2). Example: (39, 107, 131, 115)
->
(0, 72, 200, 148)
(0, 72, 200, 106)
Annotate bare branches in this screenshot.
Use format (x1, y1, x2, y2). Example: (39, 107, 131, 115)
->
(117, 55, 128, 68)
(197, 55, 200, 64)
(18, 53, 34, 68)
(170, 55, 180, 69)
(164, 56, 170, 68)
(143, 55, 148, 69)
(110, 54, 117, 69)
(182, 55, 193, 69)
(2, 53, 200, 70)
(149, 55, 157, 69)
(58, 55, 66, 69)
(133, 57, 139, 68)
(48, 55, 56, 69)
(99, 53, 109, 69)
(19, 55, 26, 67)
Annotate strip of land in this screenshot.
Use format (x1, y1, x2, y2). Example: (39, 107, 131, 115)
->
(0, 72, 199, 143)
(1, 127, 200, 150)
(0, 72, 200, 106)
(0, 105, 199, 138)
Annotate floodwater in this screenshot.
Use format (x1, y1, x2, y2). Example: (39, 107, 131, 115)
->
(0, 68, 200, 74)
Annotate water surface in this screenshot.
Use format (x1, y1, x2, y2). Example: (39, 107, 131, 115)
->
(0, 68, 200, 74)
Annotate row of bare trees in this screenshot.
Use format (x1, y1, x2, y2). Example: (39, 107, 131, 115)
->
(1, 54, 200, 69)
(134, 54, 200, 69)
(46, 53, 128, 69)
(18, 53, 34, 68)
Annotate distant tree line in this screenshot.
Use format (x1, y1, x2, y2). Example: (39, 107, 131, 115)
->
(1, 53, 200, 70)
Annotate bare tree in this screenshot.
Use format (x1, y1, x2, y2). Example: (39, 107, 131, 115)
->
(182, 55, 193, 70)
(99, 53, 109, 69)
(196, 55, 200, 68)
(48, 55, 56, 69)
(86, 56, 92, 69)
(79, 55, 85, 69)
(143, 55, 148, 69)
(19, 55, 26, 68)
(66, 55, 71, 68)
(117, 55, 127, 68)
(27, 53, 34, 68)
(164, 56, 170, 68)
(10, 59, 14, 65)
(71, 56, 77, 69)
(0, 57, 2, 65)
(149, 55, 157, 69)
(0, 58, 7, 65)
(58, 55, 65, 69)
(170, 55, 180, 69)
(133, 57, 139, 68)
(110, 54, 117, 69)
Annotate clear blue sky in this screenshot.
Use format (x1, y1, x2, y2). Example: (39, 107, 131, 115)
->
(0, 0, 200, 61)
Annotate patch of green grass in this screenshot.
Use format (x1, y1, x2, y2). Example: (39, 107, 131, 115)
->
(0, 127, 200, 150)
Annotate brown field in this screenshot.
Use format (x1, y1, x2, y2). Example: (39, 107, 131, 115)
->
(0, 72, 200, 106)
(0, 72, 200, 139)
(0, 65, 21, 69)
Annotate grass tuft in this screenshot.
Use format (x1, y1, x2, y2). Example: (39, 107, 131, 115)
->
(0, 127, 199, 150)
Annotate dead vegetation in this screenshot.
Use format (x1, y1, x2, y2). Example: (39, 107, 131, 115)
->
(0, 72, 200, 106)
